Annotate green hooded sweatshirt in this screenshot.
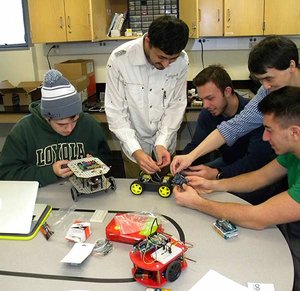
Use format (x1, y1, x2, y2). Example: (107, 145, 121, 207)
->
(0, 101, 111, 186)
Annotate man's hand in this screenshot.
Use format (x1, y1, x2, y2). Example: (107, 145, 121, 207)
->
(187, 175, 216, 194)
(133, 149, 161, 174)
(155, 145, 171, 169)
(182, 165, 219, 180)
(170, 154, 193, 174)
(173, 183, 204, 209)
(53, 160, 73, 178)
(173, 176, 217, 209)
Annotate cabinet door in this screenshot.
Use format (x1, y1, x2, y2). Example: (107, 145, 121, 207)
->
(179, 0, 223, 38)
(64, 0, 91, 41)
(224, 0, 264, 36)
(90, 0, 110, 41)
(264, 0, 300, 35)
(179, 0, 199, 38)
(198, 0, 223, 37)
(28, 0, 67, 43)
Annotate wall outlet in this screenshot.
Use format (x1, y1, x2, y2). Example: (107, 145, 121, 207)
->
(53, 44, 60, 54)
(249, 37, 257, 49)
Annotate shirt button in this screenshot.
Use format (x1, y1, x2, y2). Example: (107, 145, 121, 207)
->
(149, 88, 152, 91)
(150, 105, 152, 108)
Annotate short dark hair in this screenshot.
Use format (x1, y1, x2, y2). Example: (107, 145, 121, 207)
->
(193, 64, 234, 93)
(147, 16, 189, 55)
(248, 35, 299, 75)
(258, 86, 300, 127)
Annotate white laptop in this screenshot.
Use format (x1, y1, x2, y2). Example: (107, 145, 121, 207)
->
(0, 180, 39, 234)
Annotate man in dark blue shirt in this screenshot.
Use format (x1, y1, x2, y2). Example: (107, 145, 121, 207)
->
(182, 65, 284, 204)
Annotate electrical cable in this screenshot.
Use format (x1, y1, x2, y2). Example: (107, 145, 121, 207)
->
(93, 239, 113, 256)
(46, 45, 56, 69)
(199, 39, 205, 69)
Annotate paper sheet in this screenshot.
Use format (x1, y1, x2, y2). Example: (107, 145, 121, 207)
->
(61, 242, 94, 264)
(189, 269, 248, 291)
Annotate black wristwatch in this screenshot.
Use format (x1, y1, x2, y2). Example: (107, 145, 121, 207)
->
(216, 168, 224, 180)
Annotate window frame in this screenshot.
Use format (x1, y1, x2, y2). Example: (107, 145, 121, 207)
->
(0, 0, 31, 51)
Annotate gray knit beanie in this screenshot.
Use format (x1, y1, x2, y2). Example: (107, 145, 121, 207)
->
(41, 69, 82, 120)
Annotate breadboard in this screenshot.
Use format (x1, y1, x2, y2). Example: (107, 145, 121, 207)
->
(68, 157, 110, 178)
(150, 244, 183, 264)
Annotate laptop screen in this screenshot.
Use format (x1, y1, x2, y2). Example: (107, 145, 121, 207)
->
(0, 181, 39, 234)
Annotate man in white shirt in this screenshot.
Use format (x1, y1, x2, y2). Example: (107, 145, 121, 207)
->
(105, 16, 189, 178)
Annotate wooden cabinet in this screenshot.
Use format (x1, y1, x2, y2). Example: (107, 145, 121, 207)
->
(28, 0, 300, 43)
(180, 0, 264, 38)
(224, 0, 264, 36)
(264, 0, 300, 35)
(180, 0, 223, 37)
(179, 0, 198, 38)
(199, 0, 223, 37)
(180, 0, 300, 38)
(28, 0, 108, 43)
(223, 0, 300, 36)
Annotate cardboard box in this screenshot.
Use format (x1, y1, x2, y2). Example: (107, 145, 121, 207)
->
(87, 74, 96, 98)
(0, 76, 89, 106)
(0, 80, 42, 106)
(54, 59, 94, 77)
(69, 76, 89, 102)
(54, 59, 96, 97)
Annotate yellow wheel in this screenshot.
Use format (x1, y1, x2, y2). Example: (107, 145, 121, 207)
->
(162, 174, 172, 184)
(130, 181, 143, 195)
(158, 184, 172, 198)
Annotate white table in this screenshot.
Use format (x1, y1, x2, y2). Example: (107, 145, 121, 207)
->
(0, 179, 294, 291)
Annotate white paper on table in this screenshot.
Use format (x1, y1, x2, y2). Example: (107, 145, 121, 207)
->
(189, 269, 248, 291)
(61, 242, 95, 264)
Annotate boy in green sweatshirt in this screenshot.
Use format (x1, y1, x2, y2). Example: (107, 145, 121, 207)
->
(0, 70, 111, 186)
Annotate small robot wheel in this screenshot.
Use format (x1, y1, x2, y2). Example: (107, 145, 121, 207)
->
(165, 260, 182, 282)
(71, 186, 79, 202)
(130, 181, 143, 195)
(108, 176, 117, 190)
(158, 184, 172, 198)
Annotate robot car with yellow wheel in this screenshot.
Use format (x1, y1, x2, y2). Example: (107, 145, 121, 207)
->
(130, 172, 188, 198)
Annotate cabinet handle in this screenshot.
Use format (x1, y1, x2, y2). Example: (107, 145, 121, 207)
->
(59, 16, 63, 29)
(198, 9, 201, 22)
(88, 13, 91, 26)
(217, 9, 220, 22)
(227, 9, 231, 22)
(226, 9, 231, 28)
(67, 16, 71, 33)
